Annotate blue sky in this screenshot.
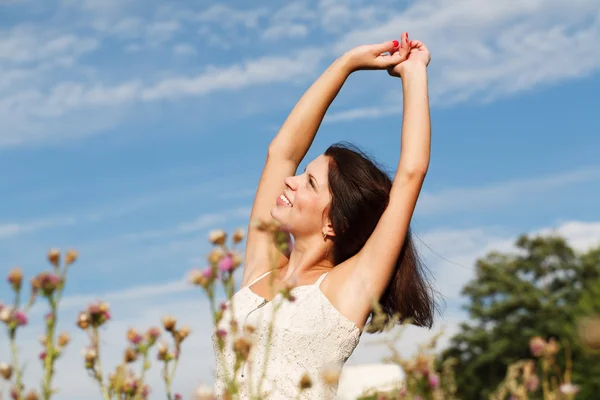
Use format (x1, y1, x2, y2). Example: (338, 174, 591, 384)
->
(1, 0, 600, 398)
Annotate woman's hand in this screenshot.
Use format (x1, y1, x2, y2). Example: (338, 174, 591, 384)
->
(388, 34, 431, 78)
(343, 34, 411, 72)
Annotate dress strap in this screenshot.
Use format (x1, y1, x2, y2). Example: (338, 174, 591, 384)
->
(315, 272, 329, 287)
(245, 270, 273, 287)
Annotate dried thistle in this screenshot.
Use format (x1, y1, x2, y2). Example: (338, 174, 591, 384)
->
(0, 362, 12, 380)
(232, 228, 245, 244)
(162, 316, 177, 332)
(298, 373, 312, 390)
(7, 267, 23, 292)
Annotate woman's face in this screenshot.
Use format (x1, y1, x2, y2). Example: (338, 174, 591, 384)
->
(270, 155, 333, 238)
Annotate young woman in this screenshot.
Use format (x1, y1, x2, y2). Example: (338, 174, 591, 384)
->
(213, 32, 435, 399)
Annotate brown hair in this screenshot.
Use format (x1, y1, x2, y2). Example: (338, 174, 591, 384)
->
(324, 142, 435, 331)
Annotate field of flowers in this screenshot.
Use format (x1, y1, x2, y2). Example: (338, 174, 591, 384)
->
(1, 224, 598, 400)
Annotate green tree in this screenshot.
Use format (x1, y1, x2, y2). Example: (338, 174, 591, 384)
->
(440, 235, 600, 399)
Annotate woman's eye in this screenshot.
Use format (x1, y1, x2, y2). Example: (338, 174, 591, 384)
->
(309, 179, 315, 188)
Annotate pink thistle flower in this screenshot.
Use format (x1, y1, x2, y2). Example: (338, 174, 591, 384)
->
(146, 326, 161, 342)
(217, 329, 227, 338)
(529, 336, 546, 357)
(14, 311, 27, 326)
(429, 373, 440, 388)
(202, 267, 214, 279)
(175, 394, 182, 400)
(526, 375, 540, 392)
(218, 254, 234, 273)
(39, 352, 47, 361)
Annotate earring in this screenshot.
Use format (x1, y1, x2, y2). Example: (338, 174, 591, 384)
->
(322, 232, 327, 240)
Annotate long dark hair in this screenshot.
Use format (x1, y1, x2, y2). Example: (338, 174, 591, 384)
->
(324, 142, 435, 332)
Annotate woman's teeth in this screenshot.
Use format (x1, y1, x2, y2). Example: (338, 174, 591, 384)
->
(280, 194, 292, 207)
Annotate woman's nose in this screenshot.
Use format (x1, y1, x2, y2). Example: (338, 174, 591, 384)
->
(284, 175, 297, 190)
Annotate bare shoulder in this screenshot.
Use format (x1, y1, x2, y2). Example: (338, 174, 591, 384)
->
(319, 258, 373, 329)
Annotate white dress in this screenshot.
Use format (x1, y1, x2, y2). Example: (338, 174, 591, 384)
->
(212, 271, 362, 399)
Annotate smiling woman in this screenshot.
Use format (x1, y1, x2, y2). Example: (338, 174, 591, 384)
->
(213, 32, 436, 399)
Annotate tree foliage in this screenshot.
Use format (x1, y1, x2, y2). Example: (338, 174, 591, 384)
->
(440, 235, 600, 399)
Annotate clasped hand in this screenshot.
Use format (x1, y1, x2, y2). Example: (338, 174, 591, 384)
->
(344, 32, 430, 77)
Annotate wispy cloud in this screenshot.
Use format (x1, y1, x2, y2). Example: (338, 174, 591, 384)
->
(416, 166, 600, 216)
(330, 0, 600, 119)
(0, 46, 326, 146)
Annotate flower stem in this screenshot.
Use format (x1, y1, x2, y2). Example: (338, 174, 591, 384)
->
(9, 328, 24, 400)
(133, 350, 150, 400)
(165, 356, 180, 400)
(41, 298, 57, 400)
(92, 327, 111, 400)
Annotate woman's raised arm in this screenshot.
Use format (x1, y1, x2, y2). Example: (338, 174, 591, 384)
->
(242, 41, 408, 286)
(332, 36, 432, 325)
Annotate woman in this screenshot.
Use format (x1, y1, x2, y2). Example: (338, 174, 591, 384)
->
(213, 32, 434, 399)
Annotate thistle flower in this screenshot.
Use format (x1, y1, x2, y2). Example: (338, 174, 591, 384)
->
(177, 325, 191, 342)
(157, 342, 169, 361)
(39, 351, 47, 361)
(7, 267, 23, 291)
(232, 228, 245, 244)
(65, 249, 78, 265)
(127, 328, 143, 345)
(175, 394, 182, 400)
(525, 374, 539, 392)
(216, 329, 227, 338)
(0, 362, 12, 380)
(233, 336, 252, 361)
(77, 312, 90, 329)
(529, 336, 546, 357)
(162, 316, 177, 332)
(146, 326, 161, 344)
(47, 249, 60, 267)
(83, 347, 98, 368)
(57, 332, 71, 348)
(24, 390, 40, 400)
(544, 338, 559, 357)
(320, 365, 341, 386)
(35, 272, 61, 297)
(14, 311, 27, 326)
(428, 373, 440, 388)
(189, 269, 209, 287)
(124, 348, 138, 363)
(218, 254, 234, 273)
(298, 373, 312, 390)
(208, 247, 225, 265)
(208, 230, 227, 246)
(0, 306, 13, 323)
(87, 301, 111, 327)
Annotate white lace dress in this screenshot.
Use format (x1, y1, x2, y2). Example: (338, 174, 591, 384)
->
(212, 271, 362, 399)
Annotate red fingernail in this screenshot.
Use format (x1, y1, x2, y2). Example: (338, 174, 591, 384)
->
(392, 40, 399, 47)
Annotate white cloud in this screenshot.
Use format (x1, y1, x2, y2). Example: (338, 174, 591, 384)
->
(173, 43, 197, 56)
(0, 216, 77, 239)
(0, 26, 99, 64)
(416, 166, 600, 216)
(330, 0, 600, 118)
(195, 5, 268, 29)
(261, 24, 309, 40)
(0, 47, 326, 146)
